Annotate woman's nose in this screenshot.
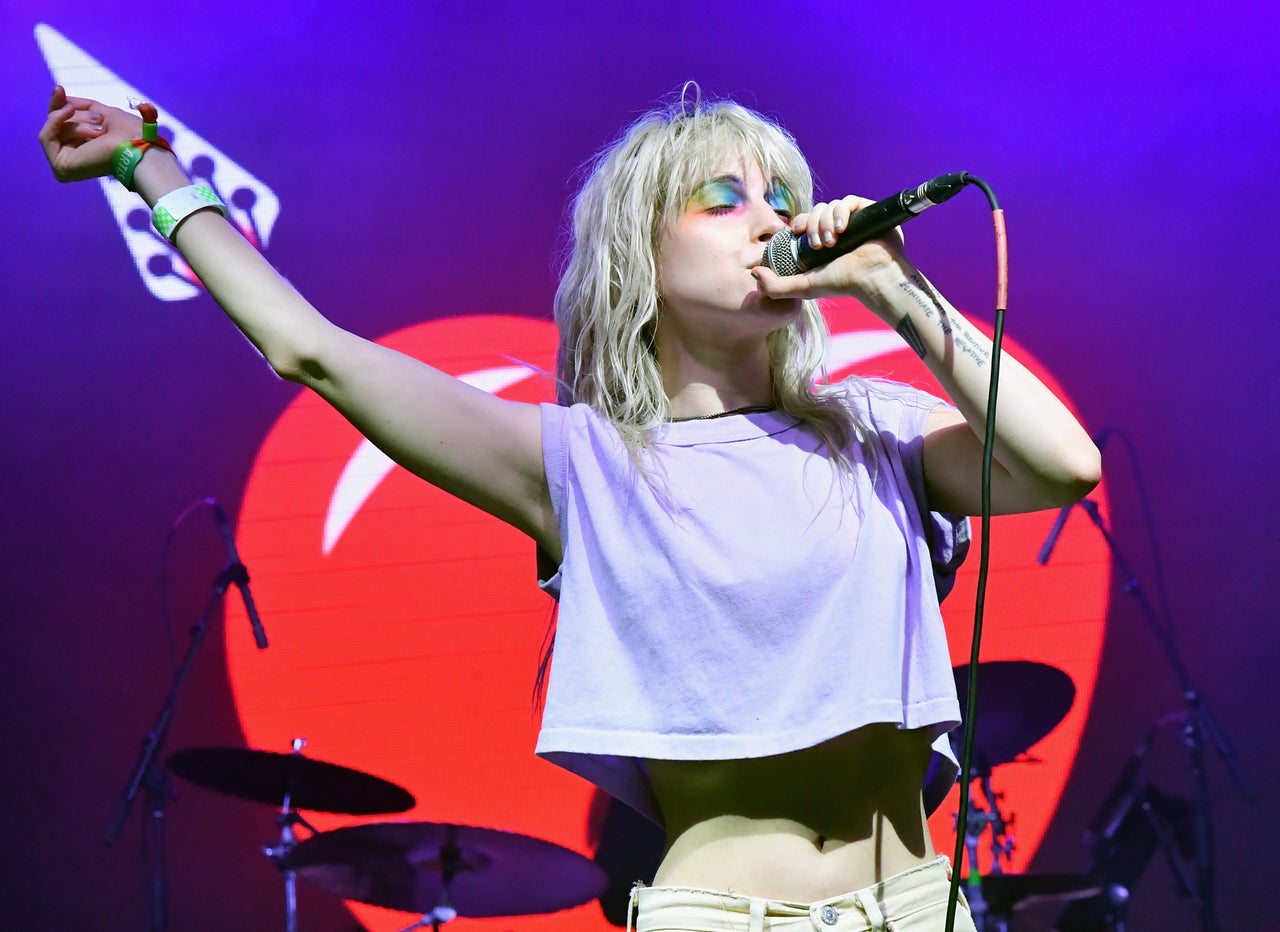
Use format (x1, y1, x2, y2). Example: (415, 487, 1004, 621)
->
(754, 206, 787, 242)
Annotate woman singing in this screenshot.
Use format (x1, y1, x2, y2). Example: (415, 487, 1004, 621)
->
(40, 85, 1099, 931)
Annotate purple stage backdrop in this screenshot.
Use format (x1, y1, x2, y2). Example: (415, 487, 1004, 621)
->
(3, 1, 1279, 929)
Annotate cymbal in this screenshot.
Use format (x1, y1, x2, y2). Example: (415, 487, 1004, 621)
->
(284, 821, 608, 917)
(166, 747, 415, 815)
(973, 872, 1104, 915)
(952, 661, 1076, 772)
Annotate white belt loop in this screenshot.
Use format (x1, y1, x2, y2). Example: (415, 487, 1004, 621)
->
(627, 882, 640, 932)
(749, 897, 766, 932)
(854, 891, 888, 932)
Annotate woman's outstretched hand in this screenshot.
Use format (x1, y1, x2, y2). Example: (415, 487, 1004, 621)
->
(39, 85, 142, 183)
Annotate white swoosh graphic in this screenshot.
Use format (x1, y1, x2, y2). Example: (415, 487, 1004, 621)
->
(323, 365, 533, 554)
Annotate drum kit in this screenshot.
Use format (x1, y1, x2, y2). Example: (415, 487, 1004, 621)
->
(155, 661, 1181, 931)
(163, 740, 607, 932)
(945, 660, 1196, 932)
(947, 660, 1106, 931)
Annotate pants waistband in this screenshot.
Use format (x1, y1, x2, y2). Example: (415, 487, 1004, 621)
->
(627, 855, 964, 931)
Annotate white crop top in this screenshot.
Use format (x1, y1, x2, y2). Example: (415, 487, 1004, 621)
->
(535, 378, 969, 823)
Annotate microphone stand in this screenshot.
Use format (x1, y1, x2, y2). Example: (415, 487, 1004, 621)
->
(1075, 498, 1256, 932)
(105, 566, 236, 932)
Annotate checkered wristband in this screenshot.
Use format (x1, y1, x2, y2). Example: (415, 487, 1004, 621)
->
(152, 184, 227, 241)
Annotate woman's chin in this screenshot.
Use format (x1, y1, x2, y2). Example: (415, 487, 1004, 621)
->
(748, 292, 803, 316)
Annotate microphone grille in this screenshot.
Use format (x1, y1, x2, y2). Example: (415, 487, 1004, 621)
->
(763, 229, 801, 277)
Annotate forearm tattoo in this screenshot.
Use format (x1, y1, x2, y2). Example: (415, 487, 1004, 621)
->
(895, 273, 992, 368)
(896, 316, 927, 359)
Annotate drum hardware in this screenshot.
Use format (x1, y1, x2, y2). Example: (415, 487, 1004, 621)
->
(1055, 721, 1196, 932)
(166, 741, 417, 815)
(980, 873, 1109, 917)
(281, 820, 608, 924)
(950, 660, 1082, 932)
(165, 742, 606, 929)
(950, 661, 1076, 774)
(104, 564, 254, 932)
(389, 905, 460, 932)
(957, 770, 1015, 932)
(166, 739, 416, 932)
(958, 767, 1104, 932)
(1053, 779, 1193, 931)
(1049, 498, 1258, 931)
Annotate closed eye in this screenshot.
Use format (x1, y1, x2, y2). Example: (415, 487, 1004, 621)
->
(768, 179, 797, 221)
(689, 177, 746, 215)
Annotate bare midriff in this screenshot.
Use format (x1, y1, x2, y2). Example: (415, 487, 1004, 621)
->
(645, 723, 938, 901)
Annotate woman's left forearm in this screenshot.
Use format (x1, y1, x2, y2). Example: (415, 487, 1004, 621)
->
(861, 260, 1102, 506)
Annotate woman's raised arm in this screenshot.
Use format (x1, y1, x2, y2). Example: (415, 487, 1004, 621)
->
(39, 87, 558, 554)
(754, 194, 1102, 517)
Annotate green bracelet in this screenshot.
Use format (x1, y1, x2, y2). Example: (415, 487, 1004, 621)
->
(111, 142, 144, 190)
(111, 136, 174, 192)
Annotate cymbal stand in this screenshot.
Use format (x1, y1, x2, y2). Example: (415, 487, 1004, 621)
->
(104, 567, 234, 932)
(393, 904, 458, 932)
(980, 773, 1016, 875)
(983, 772, 1018, 932)
(263, 738, 318, 932)
(959, 769, 1016, 932)
(1077, 498, 1257, 932)
(959, 782, 990, 932)
(394, 825, 466, 932)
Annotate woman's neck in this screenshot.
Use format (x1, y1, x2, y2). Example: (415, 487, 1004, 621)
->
(659, 337, 773, 420)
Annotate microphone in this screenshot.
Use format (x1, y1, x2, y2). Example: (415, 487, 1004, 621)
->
(762, 172, 970, 276)
(1084, 722, 1160, 848)
(213, 500, 269, 649)
(1036, 427, 1112, 566)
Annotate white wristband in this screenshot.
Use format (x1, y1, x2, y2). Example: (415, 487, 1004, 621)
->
(152, 184, 227, 241)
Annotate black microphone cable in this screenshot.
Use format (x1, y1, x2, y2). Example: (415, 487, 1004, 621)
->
(942, 174, 1007, 932)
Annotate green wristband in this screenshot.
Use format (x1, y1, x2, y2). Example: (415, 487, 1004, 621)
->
(111, 142, 145, 191)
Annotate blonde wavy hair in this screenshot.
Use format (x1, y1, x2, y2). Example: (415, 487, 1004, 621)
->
(554, 86, 868, 468)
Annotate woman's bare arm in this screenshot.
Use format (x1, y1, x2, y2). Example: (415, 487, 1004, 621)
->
(39, 87, 559, 555)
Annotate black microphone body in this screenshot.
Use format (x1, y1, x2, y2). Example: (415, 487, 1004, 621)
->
(762, 172, 970, 276)
(213, 501, 269, 649)
(1084, 724, 1159, 848)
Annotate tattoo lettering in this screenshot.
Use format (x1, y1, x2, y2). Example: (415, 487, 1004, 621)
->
(897, 273, 992, 369)
(897, 276, 938, 320)
(950, 322, 992, 368)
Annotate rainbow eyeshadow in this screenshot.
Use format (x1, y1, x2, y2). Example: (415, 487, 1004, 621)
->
(687, 178, 746, 212)
(685, 176, 797, 217)
(767, 180, 796, 216)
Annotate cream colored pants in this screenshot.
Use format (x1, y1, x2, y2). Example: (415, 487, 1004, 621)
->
(627, 855, 977, 932)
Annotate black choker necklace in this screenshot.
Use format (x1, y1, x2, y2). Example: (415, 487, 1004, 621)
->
(669, 403, 777, 422)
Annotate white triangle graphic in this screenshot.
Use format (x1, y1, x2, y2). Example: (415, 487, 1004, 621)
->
(35, 24, 280, 303)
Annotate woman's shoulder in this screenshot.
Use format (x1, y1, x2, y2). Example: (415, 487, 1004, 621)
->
(829, 376, 947, 435)
(834, 375, 946, 409)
